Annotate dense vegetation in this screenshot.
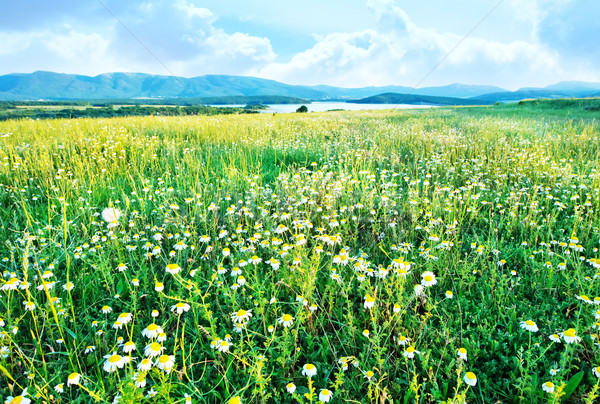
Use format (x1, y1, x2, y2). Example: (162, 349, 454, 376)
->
(0, 104, 599, 403)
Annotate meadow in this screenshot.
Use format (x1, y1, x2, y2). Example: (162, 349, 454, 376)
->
(0, 104, 599, 403)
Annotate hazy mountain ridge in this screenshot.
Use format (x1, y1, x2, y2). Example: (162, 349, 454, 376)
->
(0, 71, 598, 102)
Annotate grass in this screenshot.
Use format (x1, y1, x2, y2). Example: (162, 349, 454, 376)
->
(0, 104, 599, 403)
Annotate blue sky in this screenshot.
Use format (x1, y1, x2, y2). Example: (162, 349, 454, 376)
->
(1, 0, 599, 89)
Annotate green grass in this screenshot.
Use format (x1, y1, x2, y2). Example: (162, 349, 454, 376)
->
(0, 105, 599, 403)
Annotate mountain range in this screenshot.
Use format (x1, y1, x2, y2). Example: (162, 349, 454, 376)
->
(1, 71, 599, 103)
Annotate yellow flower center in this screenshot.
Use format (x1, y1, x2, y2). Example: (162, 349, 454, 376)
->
(119, 313, 129, 319)
(176, 303, 185, 308)
(109, 354, 121, 363)
(220, 341, 228, 346)
(459, 348, 466, 354)
(366, 371, 374, 377)
(545, 382, 553, 387)
(407, 347, 415, 353)
(159, 355, 170, 364)
(282, 314, 292, 322)
(166, 264, 179, 271)
(148, 324, 158, 331)
(322, 390, 330, 396)
(236, 309, 246, 317)
(564, 329, 576, 337)
(525, 320, 535, 326)
(150, 342, 161, 351)
(306, 364, 315, 370)
(68, 372, 78, 381)
(11, 397, 23, 404)
(466, 372, 476, 380)
(424, 275, 433, 282)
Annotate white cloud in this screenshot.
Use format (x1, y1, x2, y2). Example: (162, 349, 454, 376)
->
(257, 0, 562, 88)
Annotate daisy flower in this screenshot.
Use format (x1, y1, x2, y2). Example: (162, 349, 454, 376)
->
(101, 305, 112, 314)
(166, 264, 181, 275)
(278, 314, 294, 328)
(593, 366, 600, 378)
(231, 309, 252, 323)
(319, 389, 332, 402)
(421, 271, 437, 287)
(103, 353, 129, 372)
(156, 354, 175, 373)
(171, 302, 191, 314)
(218, 340, 232, 352)
(145, 342, 165, 358)
(138, 358, 153, 371)
(398, 335, 411, 346)
(67, 372, 81, 386)
(117, 312, 133, 325)
(364, 370, 374, 381)
(445, 290, 454, 299)
(54, 383, 64, 393)
(549, 368, 560, 376)
(364, 294, 375, 310)
(560, 328, 581, 344)
(404, 346, 420, 359)
(122, 341, 136, 354)
(542, 381, 555, 393)
(363, 329, 370, 338)
(464, 371, 477, 386)
(227, 397, 241, 404)
(302, 363, 317, 377)
(4, 388, 31, 404)
(457, 347, 468, 361)
(155, 281, 164, 292)
(520, 320, 538, 332)
(549, 333, 561, 343)
(286, 383, 296, 393)
(142, 323, 164, 339)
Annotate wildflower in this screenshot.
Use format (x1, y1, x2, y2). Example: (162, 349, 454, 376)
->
(414, 284, 425, 296)
(131, 278, 139, 286)
(85, 345, 96, 354)
(520, 320, 538, 332)
(364, 370, 374, 381)
(319, 389, 332, 402)
(138, 358, 153, 371)
(445, 290, 454, 299)
(278, 314, 294, 328)
(54, 383, 64, 393)
(4, 388, 31, 404)
(166, 264, 181, 275)
(117, 312, 132, 324)
(404, 346, 420, 359)
(302, 363, 317, 377)
(227, 397, 241, 404)
(171, 302, 191, 314)
(286, 383, 296, 393)
(123, 341, 136, 354)
(231, 309, 253, 323)
(393, 303, 401, 313)
(550, 368, 560, 376)
(102, 207, 121, 223)
(364, 294, 375, 310)
(576, 295, 593, 304)
(560, 328, 581, 344)
(23, 301, 35, 311)
(542, 381, 555, 393)
(363, 329, 370, 337)
(103, 353, 129, 372)
(155, 281, 164, 292)
(116, 263, 127, 272)
(593, 366, 600, 378)
(67, 372, 81, 386)
(218, 340, 232, 352)
(457, 348, 468, 361)
(421, 271, 437, 287)
(142, 323, 164, 339)
(464, 371, 477, 386)
(398, 335, 411, 346)
(156, 354, 175, 373)
(147, 388, 157, 398)
(145, 342, 164, 358)
(102, 305, 112, 314)
(267, 325, 275, 333)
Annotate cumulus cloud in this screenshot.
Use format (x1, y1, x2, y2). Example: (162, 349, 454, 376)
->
(258, 0, 560, 88)
(0, 0, 276, 77)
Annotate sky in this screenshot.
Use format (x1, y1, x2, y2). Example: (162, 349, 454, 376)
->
(1, 0, 599, 90)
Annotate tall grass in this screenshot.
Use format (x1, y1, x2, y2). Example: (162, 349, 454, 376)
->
(0, 109, 599, 403)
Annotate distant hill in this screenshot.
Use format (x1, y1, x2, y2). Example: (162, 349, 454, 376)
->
(351, 92, 494, 106)
(0, 71, 599, 103)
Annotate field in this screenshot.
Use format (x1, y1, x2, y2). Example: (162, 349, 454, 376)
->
(0, 104, 599, 403)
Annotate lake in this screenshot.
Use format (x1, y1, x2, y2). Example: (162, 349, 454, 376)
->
(211, 102, 435, 113)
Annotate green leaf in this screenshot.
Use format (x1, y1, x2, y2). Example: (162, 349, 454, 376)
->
(0, 363, 15, 382)
(116, 278, 125, 295)
(562, 371, 584, 402)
